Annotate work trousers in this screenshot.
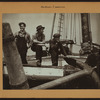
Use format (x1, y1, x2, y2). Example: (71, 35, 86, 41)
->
(36, 45, 42, 66)
(18, 50, 27, 64)
(16, 35, 28, 64)
(50, 44, 66, 66)
(51, 51, 59, 66)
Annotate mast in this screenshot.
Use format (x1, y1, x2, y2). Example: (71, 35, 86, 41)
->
(58, 13, 65, 37)
(81, 13, 91, 43)
(51, 13, 56, 39)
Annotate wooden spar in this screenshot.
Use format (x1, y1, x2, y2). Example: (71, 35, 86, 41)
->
(30, 69, 89, 89)
(4, 74, 63, 81)
(30, 61, 100, 89)
(42, 55, 87, 59)
(62, 55, 87, 59)
(51, 13, 56, 39)
(3, 23, 29, 89)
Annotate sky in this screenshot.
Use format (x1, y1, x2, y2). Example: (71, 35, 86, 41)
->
(2, 13, 59, 41)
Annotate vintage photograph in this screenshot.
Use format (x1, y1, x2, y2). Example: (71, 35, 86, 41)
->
(2, 13, 100, 89)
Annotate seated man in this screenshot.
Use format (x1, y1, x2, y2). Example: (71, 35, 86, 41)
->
(49, 33, 76, 66)
(31, 25, 45, 66)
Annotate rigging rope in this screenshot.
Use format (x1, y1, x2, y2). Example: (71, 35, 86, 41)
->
(70, 14, 72, 40)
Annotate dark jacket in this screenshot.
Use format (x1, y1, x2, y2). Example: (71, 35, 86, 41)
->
(49, 39, 67, 56)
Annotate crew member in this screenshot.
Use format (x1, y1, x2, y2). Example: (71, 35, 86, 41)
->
(14, 22, 31, 64)
(49, 33, 76, 66)
(32, 25, 45, 66)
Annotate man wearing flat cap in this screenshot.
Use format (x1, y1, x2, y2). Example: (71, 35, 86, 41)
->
(49, 33, 76, 66)
(32, 25, 45, 66)
(14, 22, 31, 64)
(49, 33, 67, 66)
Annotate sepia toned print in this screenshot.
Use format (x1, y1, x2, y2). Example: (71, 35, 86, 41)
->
(2, 13, 100, 90)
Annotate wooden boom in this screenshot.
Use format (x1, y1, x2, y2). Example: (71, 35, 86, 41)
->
(3, 23, 29, 89)
(30, 61, 100, 89)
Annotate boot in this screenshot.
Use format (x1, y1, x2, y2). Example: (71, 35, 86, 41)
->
(37, 60, 41, 67)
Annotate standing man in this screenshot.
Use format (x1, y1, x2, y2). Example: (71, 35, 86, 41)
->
(32, 25, 45, 66)
(14, 22, 31, 64)
(49, 33, 76, 66)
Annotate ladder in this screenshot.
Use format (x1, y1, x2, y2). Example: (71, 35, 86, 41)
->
(57, 13, 65, 35)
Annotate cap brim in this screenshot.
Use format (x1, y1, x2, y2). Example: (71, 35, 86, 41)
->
(37, 27, 45, 30)
(53, 34, 61, 38)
